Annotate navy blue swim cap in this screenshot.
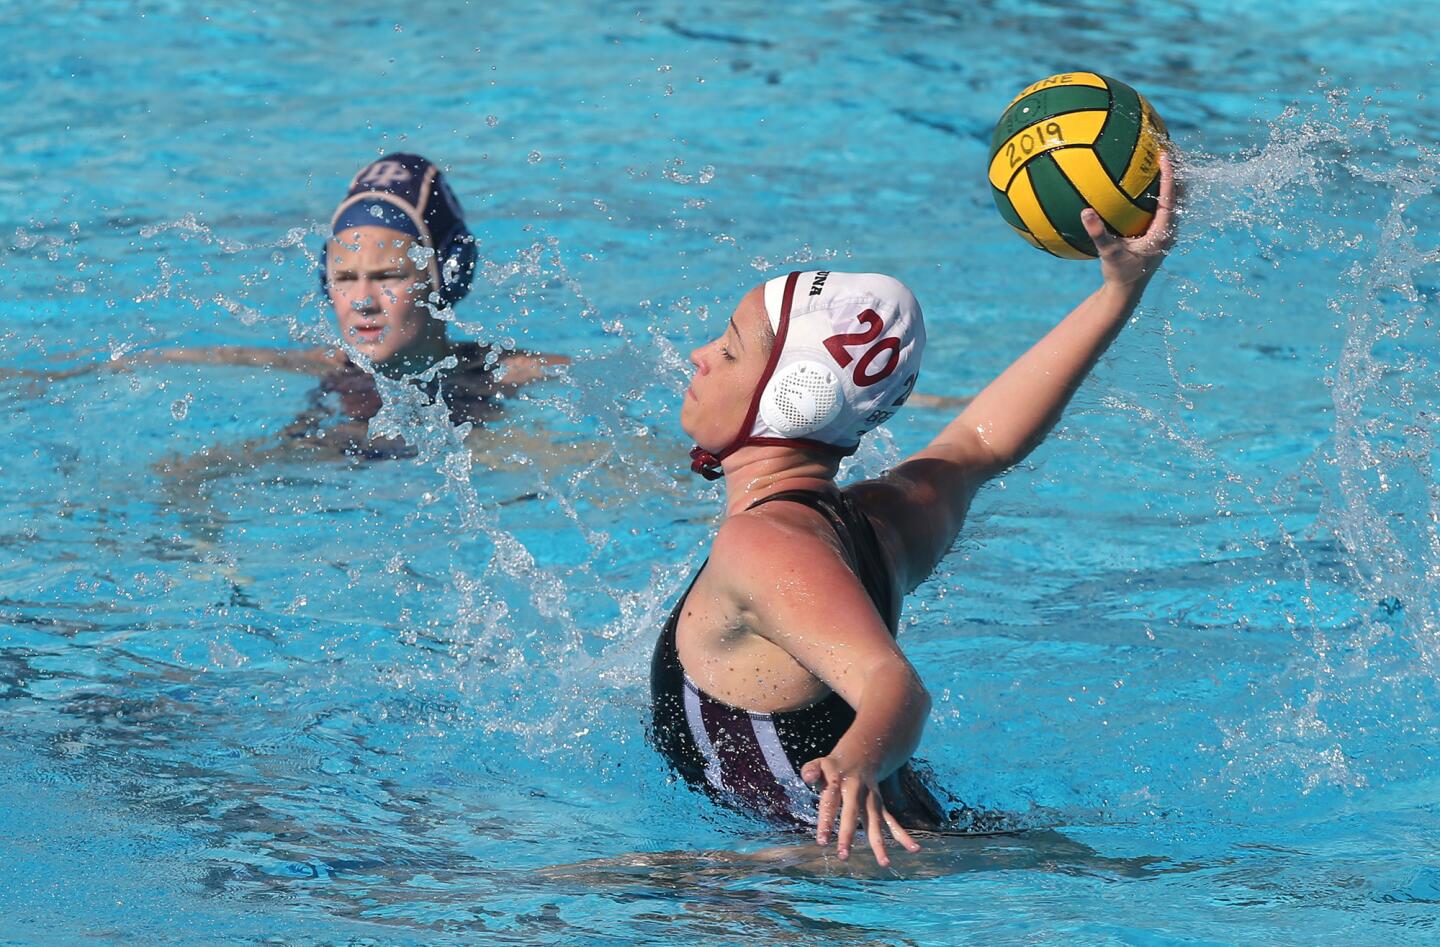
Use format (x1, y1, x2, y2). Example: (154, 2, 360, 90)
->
(322, 153, 477, 307)
(331, 198, 421, 238)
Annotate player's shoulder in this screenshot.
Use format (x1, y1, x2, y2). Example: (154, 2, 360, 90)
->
(710, 502, 850, 587)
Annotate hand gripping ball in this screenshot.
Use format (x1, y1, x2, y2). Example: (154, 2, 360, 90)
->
(989, 72, 1168, 259)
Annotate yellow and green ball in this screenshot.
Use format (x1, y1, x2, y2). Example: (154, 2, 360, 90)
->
(989, 72, 1167, 259)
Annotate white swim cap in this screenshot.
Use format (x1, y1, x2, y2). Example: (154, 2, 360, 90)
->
(690, 270, 925, 479)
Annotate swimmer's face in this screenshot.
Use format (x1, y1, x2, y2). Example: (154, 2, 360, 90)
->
(682, 285, 774, 448)
(326, 225, 440, 362)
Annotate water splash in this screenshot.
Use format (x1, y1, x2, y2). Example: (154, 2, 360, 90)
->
(1102, 87, 1440, 806)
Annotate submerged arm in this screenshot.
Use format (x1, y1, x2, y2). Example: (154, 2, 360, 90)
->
(493, 351, 571, 389)
(131, 345, 335, 375)
(2, 345, 331, 393)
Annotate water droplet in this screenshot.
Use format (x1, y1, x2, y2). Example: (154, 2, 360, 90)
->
(486, 114, 499, 127)
(527, 151, 543, 164)
(170, 396, 191, 420)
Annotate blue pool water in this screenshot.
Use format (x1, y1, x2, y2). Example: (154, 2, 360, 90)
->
(3, 0, 1438, 942)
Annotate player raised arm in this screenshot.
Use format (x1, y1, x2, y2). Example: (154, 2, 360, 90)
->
(862, 152, 1178, 593)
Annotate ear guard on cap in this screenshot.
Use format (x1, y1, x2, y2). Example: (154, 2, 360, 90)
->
(438, 235, 478, 305)
(758, 359, 843, 437)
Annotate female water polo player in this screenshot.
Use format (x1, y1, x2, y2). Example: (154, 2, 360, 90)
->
(651, 155, 1176, 866)
(143, 153, 565, 441)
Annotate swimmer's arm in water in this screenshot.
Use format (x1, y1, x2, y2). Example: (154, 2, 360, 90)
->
(492, 351, 571, 389)
(1, 346, 338, 391)
(862, 152, 1178, 592)
(0, 362, 108, 385)
(127, 345, 338, 375)
(1, 346, 325, 389)
(904, 392, 972, 411)
(713, 515, 927, 865)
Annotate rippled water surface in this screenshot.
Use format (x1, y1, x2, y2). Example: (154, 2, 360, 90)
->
(3, 0, 1438, 943)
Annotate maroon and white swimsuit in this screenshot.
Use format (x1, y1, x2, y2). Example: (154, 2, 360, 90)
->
(649, 489, 956, 830)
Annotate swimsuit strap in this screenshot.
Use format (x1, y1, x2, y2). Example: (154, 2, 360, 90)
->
(745, 489, 897, 632)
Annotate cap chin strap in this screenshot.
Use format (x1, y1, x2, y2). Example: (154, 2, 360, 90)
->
(689, 445, 726, 481)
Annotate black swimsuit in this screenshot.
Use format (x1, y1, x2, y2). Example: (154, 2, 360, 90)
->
(649, 489, 957, 830)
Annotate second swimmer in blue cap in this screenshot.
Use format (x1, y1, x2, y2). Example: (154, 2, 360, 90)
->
(146, 153, 565, 447)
